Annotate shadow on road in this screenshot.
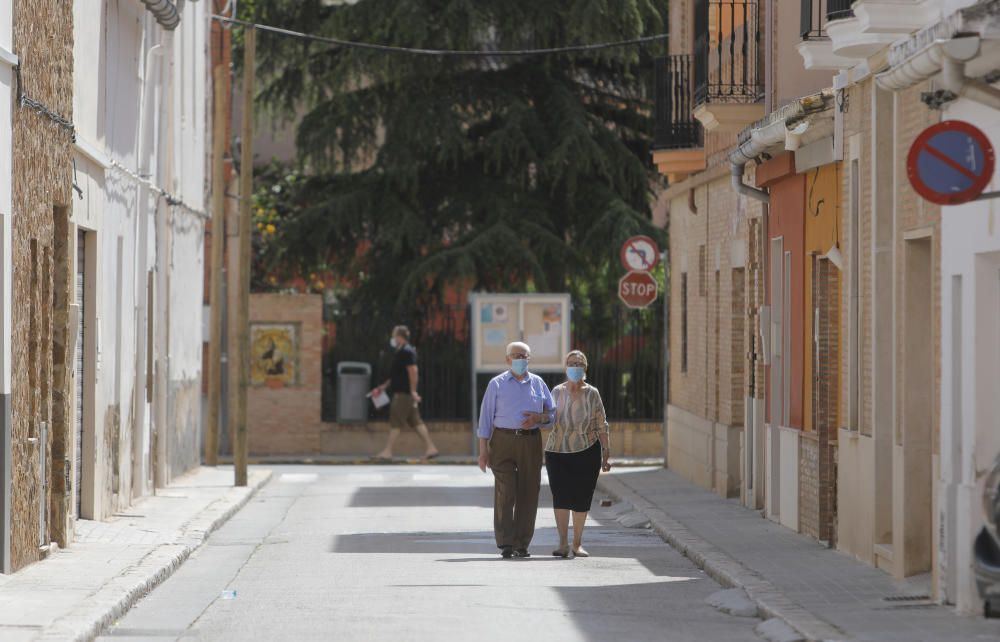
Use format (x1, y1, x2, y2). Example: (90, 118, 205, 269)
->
(348, 485, 496, 508)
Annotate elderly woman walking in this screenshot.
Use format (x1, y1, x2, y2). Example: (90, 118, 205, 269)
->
(545, 350, 611, 558)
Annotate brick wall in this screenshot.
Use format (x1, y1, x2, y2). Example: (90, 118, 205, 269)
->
(801, 256, 840, 543)
(247, 294, 325, 455)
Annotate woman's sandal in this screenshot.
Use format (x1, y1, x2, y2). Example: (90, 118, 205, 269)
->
(552, 548, 571, 558)
(572, 547, 589, 558)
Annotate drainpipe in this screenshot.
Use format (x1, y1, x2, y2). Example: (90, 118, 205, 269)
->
(731, 163, 770, 204)
(940, 55, 1000, 111)
(141, 0, 181, 31)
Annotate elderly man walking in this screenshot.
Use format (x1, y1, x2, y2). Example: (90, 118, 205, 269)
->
(478, 341, 555, 559)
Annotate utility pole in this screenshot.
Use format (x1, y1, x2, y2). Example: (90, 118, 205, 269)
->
(233, 26, 255, 487)
(206, 65, 227, 467)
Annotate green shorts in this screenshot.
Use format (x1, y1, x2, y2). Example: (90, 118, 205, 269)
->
(389, 393, 423, 429)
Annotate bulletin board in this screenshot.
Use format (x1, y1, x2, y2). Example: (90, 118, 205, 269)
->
(470, 293, 571, 373)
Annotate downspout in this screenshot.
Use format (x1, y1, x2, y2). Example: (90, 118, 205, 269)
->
(940, 55, 1000, 111)
(731, 162, 770, 204)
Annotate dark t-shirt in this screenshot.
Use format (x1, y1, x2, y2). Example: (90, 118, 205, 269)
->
(390, 344, 417, 394)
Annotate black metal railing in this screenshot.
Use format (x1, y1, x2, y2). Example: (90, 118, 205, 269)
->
(325, 301, 666, 423)
(654, 55, 703, 150)
(801, 0, 827, 39)
(694, 0, 764, 105)
(826, 0, 854, 22)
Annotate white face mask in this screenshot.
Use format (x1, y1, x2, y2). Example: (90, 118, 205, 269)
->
(390, 337, 399, 349)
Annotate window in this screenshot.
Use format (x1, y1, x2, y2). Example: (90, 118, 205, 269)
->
(699, 245, 707, 296)
(681, 274, 689, 373)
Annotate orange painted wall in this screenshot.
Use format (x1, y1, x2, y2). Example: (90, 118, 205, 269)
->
(758, 154, 805, 430)
(802, 163, 841, 431)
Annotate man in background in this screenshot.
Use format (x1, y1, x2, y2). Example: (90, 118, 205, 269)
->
(371, 325, 440, 461)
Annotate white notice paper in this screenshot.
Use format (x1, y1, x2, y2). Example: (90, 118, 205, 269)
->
(368, 389, 390, 409)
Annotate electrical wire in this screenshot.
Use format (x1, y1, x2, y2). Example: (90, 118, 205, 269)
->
(212, 15, 667, 57)
(109, 159, 210, 220)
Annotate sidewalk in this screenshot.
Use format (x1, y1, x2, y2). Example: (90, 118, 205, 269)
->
(220, 454, 665, 467)
(0, 466, 271, 642)
(598, 467, 1000, 642)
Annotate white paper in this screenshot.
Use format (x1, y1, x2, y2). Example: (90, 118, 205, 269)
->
(368, 390, 390, 409)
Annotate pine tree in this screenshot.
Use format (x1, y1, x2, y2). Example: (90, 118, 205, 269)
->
(245, 0, 666, 326)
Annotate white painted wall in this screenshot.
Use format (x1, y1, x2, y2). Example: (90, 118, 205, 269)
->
(72, 0, 208, 518)
(940, 96, 1000, 613)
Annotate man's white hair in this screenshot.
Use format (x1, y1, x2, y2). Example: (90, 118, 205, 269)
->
(506, 341, 531, 357)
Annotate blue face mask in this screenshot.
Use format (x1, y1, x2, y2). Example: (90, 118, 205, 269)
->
(566, 366, 585, 382)
(510, 358, 529, 376)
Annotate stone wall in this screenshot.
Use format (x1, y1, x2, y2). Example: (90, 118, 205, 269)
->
(10, 0, 74, 571)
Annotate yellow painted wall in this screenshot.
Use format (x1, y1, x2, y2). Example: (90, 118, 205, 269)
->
(803, 163, 841, 432)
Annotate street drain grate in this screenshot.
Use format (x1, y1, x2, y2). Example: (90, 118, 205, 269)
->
(878, 594, 936, 609)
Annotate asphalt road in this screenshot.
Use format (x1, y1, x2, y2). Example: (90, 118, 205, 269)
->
(98, 465, 762, 642)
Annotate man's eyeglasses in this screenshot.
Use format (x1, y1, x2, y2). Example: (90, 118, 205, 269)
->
(509, 353, 530, 360)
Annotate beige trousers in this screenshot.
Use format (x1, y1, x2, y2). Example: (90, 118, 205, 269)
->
(489, 429, 542, 549)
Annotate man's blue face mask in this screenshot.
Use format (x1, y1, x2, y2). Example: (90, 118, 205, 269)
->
(510, 358, 529, 376)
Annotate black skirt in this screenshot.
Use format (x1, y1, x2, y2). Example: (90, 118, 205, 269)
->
(545, 440, 602, 512)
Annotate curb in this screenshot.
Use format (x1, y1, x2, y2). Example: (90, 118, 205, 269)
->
(597, 475, 849, 642)
(216, 456, 665, 467)
(39, 469, 274, 642)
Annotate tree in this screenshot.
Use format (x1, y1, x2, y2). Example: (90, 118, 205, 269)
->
(245, 0, 666, 329)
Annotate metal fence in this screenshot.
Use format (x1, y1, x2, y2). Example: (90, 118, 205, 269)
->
(654, 55, 703, 150)
(324, 301, 665, 423)
(694, 0, 764, 105)
(801, 0, 854, 39)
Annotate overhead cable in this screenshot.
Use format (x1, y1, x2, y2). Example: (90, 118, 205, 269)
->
(212, 15, 668, 57)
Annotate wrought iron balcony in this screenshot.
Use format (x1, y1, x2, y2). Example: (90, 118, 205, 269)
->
(826, 0, 855, 22)
(694, 0, 764, 105)
(654, 55, 702, 150)
(798, 0, 858, 69)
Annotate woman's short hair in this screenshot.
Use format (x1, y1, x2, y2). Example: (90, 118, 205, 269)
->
(393, 325, 410, 341)
(565, 349, 588, 368)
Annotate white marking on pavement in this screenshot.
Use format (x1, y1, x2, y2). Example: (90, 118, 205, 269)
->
(412, 473, 450, 481)
(347, 473, 385, 482)
(278, 473, 318, 484)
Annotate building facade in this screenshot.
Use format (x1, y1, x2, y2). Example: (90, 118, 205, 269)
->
(0, 0, 210, 574)
(657, 0, 1000, 614)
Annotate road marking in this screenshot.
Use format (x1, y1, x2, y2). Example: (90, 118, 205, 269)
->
(347, 473, 385, 482)
(279, 473, 318, 483)
(412, 473, 450, 481)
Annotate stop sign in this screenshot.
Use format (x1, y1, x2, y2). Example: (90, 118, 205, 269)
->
(618, 271, 658, 308)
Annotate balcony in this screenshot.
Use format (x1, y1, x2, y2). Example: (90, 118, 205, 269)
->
(797, 0, 862, 70)
(653, 55, 706, 182)
(692, 0, 765, 133)
(825, 0, 937, 59)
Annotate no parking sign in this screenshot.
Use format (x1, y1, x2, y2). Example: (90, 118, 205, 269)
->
(907, 120, 995, 205)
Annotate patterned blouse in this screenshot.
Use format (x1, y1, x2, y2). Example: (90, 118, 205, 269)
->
(544, 382, 610, 454)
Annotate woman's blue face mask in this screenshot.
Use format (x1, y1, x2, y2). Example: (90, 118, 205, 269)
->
(566, 366, 585, 382)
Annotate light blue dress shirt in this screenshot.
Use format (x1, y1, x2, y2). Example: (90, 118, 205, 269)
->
(477, 371, 555, 439)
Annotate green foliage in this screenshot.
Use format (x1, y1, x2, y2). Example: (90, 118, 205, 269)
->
(243, 0, 667, 332)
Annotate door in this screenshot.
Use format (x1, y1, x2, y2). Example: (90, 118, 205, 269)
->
(767, 237, 784, 519)
(74, 230, 85, 518)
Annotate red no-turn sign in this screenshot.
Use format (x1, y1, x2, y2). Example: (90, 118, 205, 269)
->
(618, 271, 658, 309)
